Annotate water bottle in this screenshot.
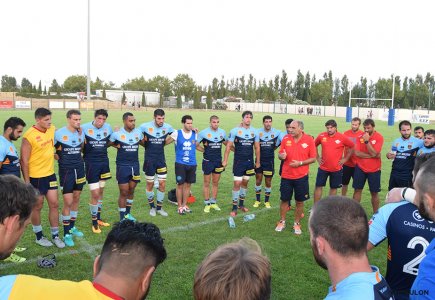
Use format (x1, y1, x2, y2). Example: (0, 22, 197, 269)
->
(243, 214, 256, 222)
(228, 217, 236, 228)
(390, 146, 397, 162)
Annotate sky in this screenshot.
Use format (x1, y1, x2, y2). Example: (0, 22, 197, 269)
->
(1, 0, 434, 89)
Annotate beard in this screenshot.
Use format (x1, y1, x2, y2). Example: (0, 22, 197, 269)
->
(418, 196, 432, 221)
(9, 133, 18, 141)
(311, 241, 327, 270)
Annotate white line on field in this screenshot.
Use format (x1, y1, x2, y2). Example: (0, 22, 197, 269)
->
(0, 207, 275, 271)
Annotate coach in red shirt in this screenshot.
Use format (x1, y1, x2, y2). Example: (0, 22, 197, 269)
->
(275, 120, 316, 235)
(342, 117, 363, 196)
(313, 119, 355, 204)
(353, 119, 384, 213)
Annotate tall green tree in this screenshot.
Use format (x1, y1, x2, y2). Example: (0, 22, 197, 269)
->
(63, 75, 87, 92)
(1, 75, 18, 92)
(294, 70, 305, 100)
(121, 92, 127, 105)
(172, 74, 195, 100)
(20, 78, 33, 93)
(50, 79, 61, 95)
(280, 70, 288, 100)
(142, 92, 146, 107)
(37, 80, 42, 94)
(206, 85, 212, 109)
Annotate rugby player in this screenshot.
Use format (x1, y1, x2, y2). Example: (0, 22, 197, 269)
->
(81, 109, 113, 233)
(109, 112, 144, 221)
(139, 109, 173, 217)
(222, 111, 260, 217)
(197, 115, 227, 213)
(54, 109, 86, 247)
(21, 108, 65, 248)
(342, 117, 363, 196)
(254, 115, 281, 209)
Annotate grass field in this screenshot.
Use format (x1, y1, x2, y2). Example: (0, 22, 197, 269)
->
(0, 108, 399, 299)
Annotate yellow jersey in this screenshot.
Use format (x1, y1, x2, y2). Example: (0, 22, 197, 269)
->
(22, 125, 56, 178)
(0, 275, 119, 300)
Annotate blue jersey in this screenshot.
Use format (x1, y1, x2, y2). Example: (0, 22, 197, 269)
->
(81, 122, 112, 163)
(411, 239, 435, 300)
(0, 136, 20, 177)
(228, 126, 259, 161)
(173, 130, 197, 166)
(54, 127, 85, 169)
(417, 146, 435, 156)
(257, 127, 281, 160)
(198, 127, 226, 161)
(325, 266, 394, 300)
(109, 128, 143, 166)
(391, 137, 423, 175)
(139, 121, 173, 161)
(369, 201, 435, 295)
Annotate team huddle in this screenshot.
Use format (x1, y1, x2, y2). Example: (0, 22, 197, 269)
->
(1, 107, 435, 299)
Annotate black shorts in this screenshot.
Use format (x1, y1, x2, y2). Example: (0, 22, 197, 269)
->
(143, 159, 167, 176)
(30, 173, 58, 196)
(280, 176, 310, 203)
(85, 161, 111, 184)
(175, 162, 197, 184)
(116, 163, 141, 184)
(388, 172, 413, 191)
(255, 160, 275, 178)
(352, 165, 381, 193)
(233, 160, 255, 177)
(202, 159, 224, 175)
(315, 168, 343, 189)
(59, 167, 86, 194)
(342, 165, 355, 186)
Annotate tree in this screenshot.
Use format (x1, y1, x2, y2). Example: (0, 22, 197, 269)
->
(294, 70, 305, 100)
(142, 92, 146, 107)
(63, 75, 87, 93)
(206, 85, 212, 109)
(50, 79, 61, 95)
(102, 89, 107, 99)
(20, 78, 33, 93)
(91, 76, 104, 93)
(1, 75, 18, 92)
(280, 70, 288, 100)
(311, 80, 332, 105)
(303, 71, 311, 103)
(176, 94, 182, 108)
(43, 86, 47, 95)
(37, 80, 42, 94)
(122, 92, 127, 105)
(172, 74, 195, 100)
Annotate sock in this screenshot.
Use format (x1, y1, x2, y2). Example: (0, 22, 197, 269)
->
(255, 185, 262, 202)
(232, 190, 240, 211)
(204, 199, 210, 205)
(62, 215, 71, 236)
(239, 187, 247, 207)
(146, 191, 155, 208)
(126, 199, 133, 214)
(70, 211, 78, 229)
(265, 187, 271, 203)
(119, 207, 126, 220)
(50, 227, 59, 239)
(156, 190, 165, 210)
(97, 199, 103, 220)
(33, 225, 43, 240)
(89, 204, 98, 227)
(210, 198, 216, 204)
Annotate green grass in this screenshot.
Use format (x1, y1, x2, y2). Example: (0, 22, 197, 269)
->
(0, 109, 397, 299)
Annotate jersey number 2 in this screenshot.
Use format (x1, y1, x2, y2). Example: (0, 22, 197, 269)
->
(403, 236, 429, 276)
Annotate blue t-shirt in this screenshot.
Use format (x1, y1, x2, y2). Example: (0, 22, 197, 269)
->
(228, 126, 259, 161)
(198, 127, 227, 161)
(139, 121, 173, 161)
(0, 136, 20, 177)
(390, 137, 424, 175)
(81, 122, 112, 163)
(369, 201, 435, 296)
(54, 127, 85, 169)
(257, 127, 281, 160)
(109, 128, 143, 166)
(417, 146, 435, 156)
(173, 130, 197, 166)
(411, 238, 435, 300)
(325, 266, 394, 300)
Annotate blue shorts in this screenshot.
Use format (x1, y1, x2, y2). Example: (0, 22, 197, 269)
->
(143, 159, 167, 176)
(255, 160, 275, 178)
(280, 176, 310, 203)
(352, 165, 381, 193)
(315, 168, 343, 189)
(202, 159, 224, 175)
(59, 166, 86, 194)
(342, 165, 355, 186)
(388, 172, 413, 191)
(30, 173, 58, 196)
(175, 162, 197, 184)
(116, 163, 141, 184)
(233, 160, 255, 177)
(85, 161, 111, 184)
